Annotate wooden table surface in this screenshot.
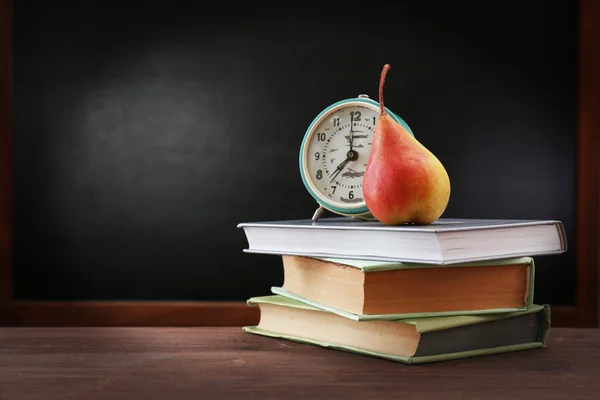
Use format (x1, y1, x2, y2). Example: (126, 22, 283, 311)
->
(0, 327, 598, 400)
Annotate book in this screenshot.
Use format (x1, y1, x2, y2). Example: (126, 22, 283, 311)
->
(237, 217, 567, 265)
(243, 295, 551, 365)
(271, 255, 535, 320)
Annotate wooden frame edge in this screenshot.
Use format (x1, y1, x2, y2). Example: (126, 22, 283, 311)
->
(0, 1, 597, 327)
(0, 0, 12, 317)
(0, 302, 576, 328)
(1, 301, 260, 327)
(552, 306, 578, 328)
(576, 0, 600, 327)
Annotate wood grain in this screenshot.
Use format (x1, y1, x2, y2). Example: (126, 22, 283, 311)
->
(0, 0, 12, 312)
(576, 0, 600, 327)
(0, 327, 598, 400)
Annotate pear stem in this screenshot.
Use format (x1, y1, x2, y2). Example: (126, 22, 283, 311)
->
(379, 64, 390, 116)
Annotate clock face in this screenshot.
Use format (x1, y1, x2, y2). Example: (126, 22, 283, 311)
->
(303, 102, 379, 210)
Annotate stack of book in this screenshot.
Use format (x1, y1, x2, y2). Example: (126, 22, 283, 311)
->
(237, 217, 567, 364)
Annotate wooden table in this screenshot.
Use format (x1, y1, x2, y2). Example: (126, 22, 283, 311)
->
(0, 327, 598, 400)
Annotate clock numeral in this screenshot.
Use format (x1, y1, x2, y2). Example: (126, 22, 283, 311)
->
(315, 152, 320, 160)
(331, 186, 337, 194)
(316, 170, 323, 180)
(317, 133, 326, 141)
(349, 190, 354, 199)
(333, 118, 340, 127)
(350, 111, 361, 121)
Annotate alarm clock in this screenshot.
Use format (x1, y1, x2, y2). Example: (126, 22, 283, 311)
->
(299, 94, 414, 221)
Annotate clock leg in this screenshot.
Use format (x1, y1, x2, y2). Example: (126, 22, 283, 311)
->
(352, 212, 376, 221)
(311, 206, 325, 222)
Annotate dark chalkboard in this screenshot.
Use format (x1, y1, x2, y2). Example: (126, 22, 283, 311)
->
(12, 0, 577, 304)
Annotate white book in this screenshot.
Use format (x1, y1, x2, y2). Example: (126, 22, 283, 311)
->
(237, 217, 567, 265)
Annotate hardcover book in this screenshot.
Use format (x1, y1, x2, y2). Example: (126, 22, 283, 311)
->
(237, 217, 566, 264)
(243, 295, 551, 365)
(271, 255, 535, 320)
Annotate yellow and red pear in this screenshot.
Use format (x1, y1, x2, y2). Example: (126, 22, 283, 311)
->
(363, 64, 451, 225)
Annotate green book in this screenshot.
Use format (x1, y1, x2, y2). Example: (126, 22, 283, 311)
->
(244, 295, 551, 365)
(272, 255, 535, 321)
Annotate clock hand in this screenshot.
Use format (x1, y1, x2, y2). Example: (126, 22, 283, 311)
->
(330, 158, 350, 182)
(329, 164, 347, 183)
(349, 113, 354, 151)
(329, 149, 359, 182)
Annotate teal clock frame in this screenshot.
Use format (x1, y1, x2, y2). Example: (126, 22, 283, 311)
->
(299, 97, 414, 217)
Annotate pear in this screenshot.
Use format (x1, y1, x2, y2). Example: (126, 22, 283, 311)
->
(363, 64, 451, 225)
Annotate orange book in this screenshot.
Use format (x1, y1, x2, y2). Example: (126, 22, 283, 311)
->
(271, 255, 535, 320)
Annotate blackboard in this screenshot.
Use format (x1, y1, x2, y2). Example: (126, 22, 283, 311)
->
(12, 0, 577, 305)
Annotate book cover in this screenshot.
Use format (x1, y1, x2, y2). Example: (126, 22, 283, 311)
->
(244, 295, 551, 365)
(273, 256, 536, 321)
(238, 217, 567, 264)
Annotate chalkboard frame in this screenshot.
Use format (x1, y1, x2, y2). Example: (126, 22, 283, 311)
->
(0, 0, 597, 327)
